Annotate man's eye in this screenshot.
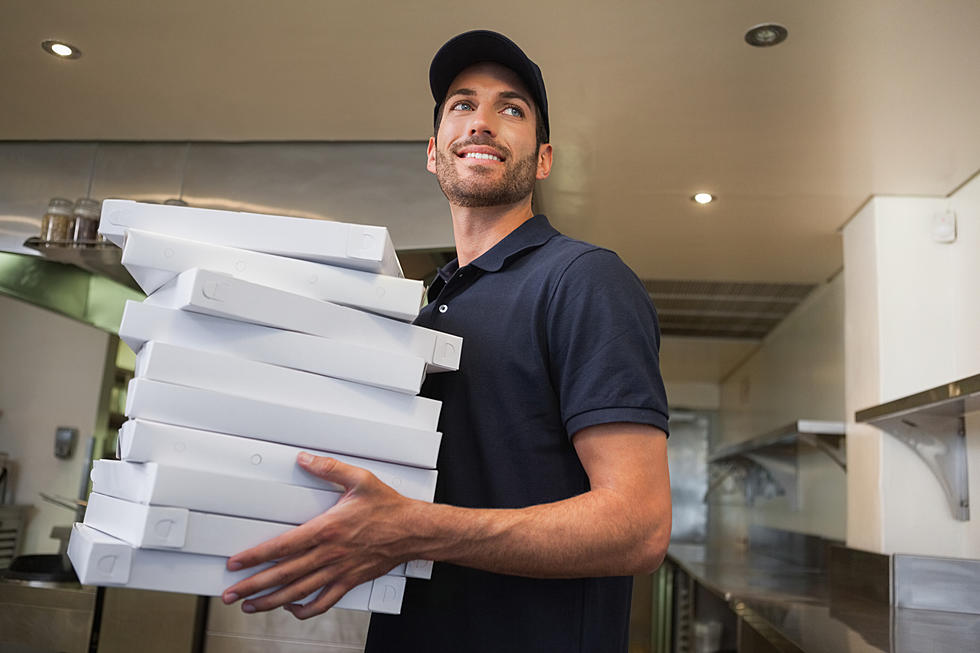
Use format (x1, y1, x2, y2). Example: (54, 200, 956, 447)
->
(451, 101, 474, 111)
(502, 106, 524, 118)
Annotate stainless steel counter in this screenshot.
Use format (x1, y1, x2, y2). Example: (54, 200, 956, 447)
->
(666, 543, 980, 653)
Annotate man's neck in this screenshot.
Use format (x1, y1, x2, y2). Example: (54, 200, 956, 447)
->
(449, 198, 535, 267)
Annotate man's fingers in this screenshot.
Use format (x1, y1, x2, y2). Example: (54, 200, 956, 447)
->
(240, 566, 336, 613)
(285, 582, 351, 620)
(298, 453, 372, 490)
(227, 522, 316, 571)
(223, 550, 320, 603)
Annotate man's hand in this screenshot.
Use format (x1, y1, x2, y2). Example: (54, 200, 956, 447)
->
(222, 423, 670, 619)
(221, 453, 418, 619)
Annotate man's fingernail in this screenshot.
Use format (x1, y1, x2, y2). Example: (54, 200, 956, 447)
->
(223, 592, 238, 603)
(242, 602, 256, 613)
(228, 561, 243, 571)
(298, 452, 313, 464)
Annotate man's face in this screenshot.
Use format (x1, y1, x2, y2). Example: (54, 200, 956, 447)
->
(427, 62, 552, 208)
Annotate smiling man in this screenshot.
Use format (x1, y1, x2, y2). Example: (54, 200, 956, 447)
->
(222, 30, 671, 652)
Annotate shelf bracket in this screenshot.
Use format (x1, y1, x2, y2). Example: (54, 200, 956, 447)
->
(743, 453, 799, 509)
(798, 433, 847, 471)
(870, 412, 969, 521)
(702, 463, 739, 503)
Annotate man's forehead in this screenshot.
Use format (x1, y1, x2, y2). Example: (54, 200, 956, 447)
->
(445, 62, 533, 104)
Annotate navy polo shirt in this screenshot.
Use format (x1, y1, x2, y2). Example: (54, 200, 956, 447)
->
(366, 215, 668, 653)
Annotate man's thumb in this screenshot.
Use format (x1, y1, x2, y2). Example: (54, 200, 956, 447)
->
(297, 452, 363, 491)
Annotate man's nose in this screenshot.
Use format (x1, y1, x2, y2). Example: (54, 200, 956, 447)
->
(466, 106, 496, 137)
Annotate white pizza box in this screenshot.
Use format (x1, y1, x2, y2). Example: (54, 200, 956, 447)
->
(99, 199, 404, 278)
(119, 301, 426, 395)
(125, 379, 442, 469)
(82, 493, 425, 579)
(135, 341, 441, 432)
(90, 460, 341, 524)
(84, 492, 293, 554)
(68, 524, 405, 613)
(404, 559, 434, 580)
(120, 229, 423, 322)
(147, 268, 461, 372)
(118, 419, 438, 502)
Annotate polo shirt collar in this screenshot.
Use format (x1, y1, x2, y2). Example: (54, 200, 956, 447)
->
(428, 215, 557, 302)
(469, 214, 558, 272)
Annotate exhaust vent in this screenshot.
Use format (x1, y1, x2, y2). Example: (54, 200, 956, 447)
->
(645, 279, 815, 339)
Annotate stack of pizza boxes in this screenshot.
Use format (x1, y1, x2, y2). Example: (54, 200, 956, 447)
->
(67, 200, 460, 615)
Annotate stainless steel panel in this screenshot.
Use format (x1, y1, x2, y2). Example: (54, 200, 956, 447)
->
(0, 581, 97, 653)
(893, 605, 980, 653)
(206, 597, 369, 650)
(97, 587, 206, 653)
(893, 554, 980, 614)
(180, 142, 452, 251)
(0, 141, 454, 259)
(749, 525, 837, 569)
(89, 142, 187, 202)
(827, 544, 890, 605)
(666, 411, 709, 543)
(205, 634, 365, 653)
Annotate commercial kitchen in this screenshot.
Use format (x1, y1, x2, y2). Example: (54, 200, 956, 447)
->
(1, 2, 978, 652)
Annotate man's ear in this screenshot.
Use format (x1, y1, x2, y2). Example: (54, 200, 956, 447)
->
(426, 137, 437, 175)
(535, 143, 553, 180)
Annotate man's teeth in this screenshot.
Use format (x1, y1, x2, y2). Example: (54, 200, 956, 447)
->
(463, 152, 501, 161)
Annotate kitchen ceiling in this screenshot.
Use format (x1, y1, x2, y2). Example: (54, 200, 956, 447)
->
(2, 1, 978, 380)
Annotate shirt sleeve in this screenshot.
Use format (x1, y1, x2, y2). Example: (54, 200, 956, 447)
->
(546, 248, 670, 438)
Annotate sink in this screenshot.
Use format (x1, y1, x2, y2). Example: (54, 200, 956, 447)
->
(0, 553, 79, 584)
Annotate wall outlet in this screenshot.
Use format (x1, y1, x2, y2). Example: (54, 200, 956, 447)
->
(932, 211, 957, 243)
(54, 427, 78, 459)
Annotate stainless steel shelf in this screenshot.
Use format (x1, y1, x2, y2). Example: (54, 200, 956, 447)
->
(23, 238, 139, 291)
(706, 420, 846, 508)
(856, 374, 978, 521)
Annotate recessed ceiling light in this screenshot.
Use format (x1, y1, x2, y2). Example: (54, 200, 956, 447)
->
(41, 40, 82, 59)
(744, 24, 788, 48)
(692, 193, 715, 205)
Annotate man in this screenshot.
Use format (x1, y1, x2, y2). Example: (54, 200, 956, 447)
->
(222, 30, 671, 652)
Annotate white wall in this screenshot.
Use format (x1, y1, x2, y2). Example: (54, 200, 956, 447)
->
(843, 173, 980, 559)
(715, 276, 847, 540)
(664, 381, 720, 410)
(0, 294, 109, 554)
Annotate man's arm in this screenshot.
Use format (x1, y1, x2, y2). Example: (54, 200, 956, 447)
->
(221, 421, 671, 619)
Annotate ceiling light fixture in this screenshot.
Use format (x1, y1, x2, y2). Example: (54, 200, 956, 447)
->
(41, 40, 82, 59)
(744, 24, 788, 48)
(692, 193, 715, 205)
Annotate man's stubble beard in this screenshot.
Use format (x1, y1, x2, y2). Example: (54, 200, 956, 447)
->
(435, 142, 538, 208)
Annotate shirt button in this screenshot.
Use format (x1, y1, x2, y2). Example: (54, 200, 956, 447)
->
(438, 304, 448, 314)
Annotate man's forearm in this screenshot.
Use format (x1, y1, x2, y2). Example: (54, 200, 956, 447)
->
(404, 486, 670, 578)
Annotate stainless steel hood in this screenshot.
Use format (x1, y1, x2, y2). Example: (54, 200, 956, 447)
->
(0, 141, 455, 256)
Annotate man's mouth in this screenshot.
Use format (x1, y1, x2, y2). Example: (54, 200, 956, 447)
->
(460, 152, 503, 162)
(454, 143, 506, 162)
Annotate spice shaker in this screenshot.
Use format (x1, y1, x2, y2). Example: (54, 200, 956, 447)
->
(71, 198, 102, 243)
(40, 198, 74, 242)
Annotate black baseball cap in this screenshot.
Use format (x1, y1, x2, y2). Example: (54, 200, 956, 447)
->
(429, 30, 550, 141)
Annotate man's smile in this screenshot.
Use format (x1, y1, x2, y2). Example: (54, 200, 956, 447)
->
(454, 144, 506, 163)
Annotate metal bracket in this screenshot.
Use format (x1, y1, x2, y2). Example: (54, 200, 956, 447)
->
(705, 420, 845, 509)
(798, 433, 847, 471)
(856, 374, 978, 522)
(703, 457, 794, 507)
(870, 412, 969, 521)
(744, 453, 799, 509)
